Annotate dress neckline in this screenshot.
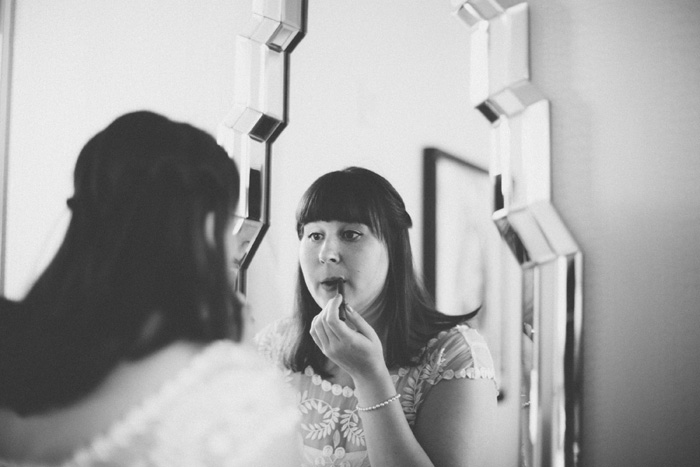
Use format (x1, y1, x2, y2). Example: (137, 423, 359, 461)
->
(296, 325, 469, 400)
(302, 366, 357, 398)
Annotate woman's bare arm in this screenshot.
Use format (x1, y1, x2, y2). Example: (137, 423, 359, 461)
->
(351, 368, 435, 467)
(413, 377, 498, 467)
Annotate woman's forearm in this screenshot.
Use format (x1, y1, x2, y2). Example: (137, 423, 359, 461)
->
(353, 370, 435, 467)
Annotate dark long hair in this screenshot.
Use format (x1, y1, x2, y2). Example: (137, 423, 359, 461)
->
(0, 111, 241, 415)
(286, 167, 477, 377)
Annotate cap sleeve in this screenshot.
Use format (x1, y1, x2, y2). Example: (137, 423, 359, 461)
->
(254, 318, 296, 369)
(422, 324, 496, 385)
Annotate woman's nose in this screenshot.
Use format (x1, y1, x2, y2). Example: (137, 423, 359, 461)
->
(319, 239, 340, 263)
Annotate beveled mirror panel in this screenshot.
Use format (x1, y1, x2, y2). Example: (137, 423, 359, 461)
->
(217, 0, 307, 292)
(455, 1, 583, 465)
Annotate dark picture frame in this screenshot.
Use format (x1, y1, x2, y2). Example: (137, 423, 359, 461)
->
(423, 147, 506, 399)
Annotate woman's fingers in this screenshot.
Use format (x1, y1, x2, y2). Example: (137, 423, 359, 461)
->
(312, 296, 383, 372)
(342, 305, 377, 341)
(320, 294, 344, 340)
(311, 314, 331, 352)
(309, 327, 322, 351)
(320, 298, 375, 345)
(311, 301, 388, 379)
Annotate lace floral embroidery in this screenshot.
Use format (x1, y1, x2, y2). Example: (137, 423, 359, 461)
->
(297, 366, 365, 447)
(256, 320, 496, 466)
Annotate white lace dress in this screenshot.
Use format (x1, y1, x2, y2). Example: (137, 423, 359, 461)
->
(0, 340, 299, 467)
(256, 319, 496, 467)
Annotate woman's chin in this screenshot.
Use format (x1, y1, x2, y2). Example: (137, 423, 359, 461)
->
(312, 296, 332, 310)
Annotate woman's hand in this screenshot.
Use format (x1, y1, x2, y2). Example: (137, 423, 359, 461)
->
(311, 297, 439, 467)
(309, 294, 386, 381)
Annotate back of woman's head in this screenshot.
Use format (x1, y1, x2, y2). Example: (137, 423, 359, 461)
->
(67, 111, 239, 324)
(0, 111, 241, 414)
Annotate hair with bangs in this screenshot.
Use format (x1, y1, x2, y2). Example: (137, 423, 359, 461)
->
(287, 166, 477, 377)
(295, 168, 390, 241)
(0, 111, 242, 415)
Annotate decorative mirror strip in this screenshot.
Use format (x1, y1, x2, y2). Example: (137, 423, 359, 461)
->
(0, 0, 14, 295)
(452, 1, 583, 466)
(217, 0, 307, 293)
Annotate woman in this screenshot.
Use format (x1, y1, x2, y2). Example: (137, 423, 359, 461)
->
(257, 167, 499, 467)
(0, 111, 298, 466)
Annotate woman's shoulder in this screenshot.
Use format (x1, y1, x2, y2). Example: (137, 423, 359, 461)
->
(147, 341, 297, 462)
(415, 324, 496, 382)
(0, 340, 298, 466)
(256, 316, 296, 338)
(106, 340, 299, 465)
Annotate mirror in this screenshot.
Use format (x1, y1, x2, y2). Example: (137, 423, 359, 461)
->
(0, 1, 247, 300)
(217, 0, 307, 293)
(232, 1, 583, 466)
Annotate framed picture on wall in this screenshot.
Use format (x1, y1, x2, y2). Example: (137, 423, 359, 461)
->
(422, 147, 506, 399)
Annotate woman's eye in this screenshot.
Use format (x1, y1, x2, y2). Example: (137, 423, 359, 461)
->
(308, 232, 323, 241)
(342, 230, 362, 241)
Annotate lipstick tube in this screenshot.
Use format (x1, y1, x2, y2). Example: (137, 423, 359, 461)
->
(336, 280, 346, 321)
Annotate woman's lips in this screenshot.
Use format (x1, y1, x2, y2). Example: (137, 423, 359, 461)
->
(320, 278, 347, 320)
(320, 277, 345, 292)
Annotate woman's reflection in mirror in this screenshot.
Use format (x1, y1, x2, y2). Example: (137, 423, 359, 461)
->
(0, 111, 298, 466)
(257, 166, 499, 467)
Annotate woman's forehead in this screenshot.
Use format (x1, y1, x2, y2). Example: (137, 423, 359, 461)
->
(302, 220, 369, 228)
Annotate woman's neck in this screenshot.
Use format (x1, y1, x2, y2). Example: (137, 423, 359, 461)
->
(358, 295, 385, 331)
(355, 295, 392, 354)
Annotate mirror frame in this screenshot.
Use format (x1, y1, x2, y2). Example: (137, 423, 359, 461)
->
(217, 0, 307, 293)
(0, 0, 14, 295)
(453, 1, 583, 466)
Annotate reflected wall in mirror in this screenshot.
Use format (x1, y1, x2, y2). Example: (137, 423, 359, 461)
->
(455, 0, 583, 466)
(243, 0, 494, 331)
(0, 0, 14, 293)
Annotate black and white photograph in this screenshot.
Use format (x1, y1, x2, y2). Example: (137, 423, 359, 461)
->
(0, 1, 698, 466)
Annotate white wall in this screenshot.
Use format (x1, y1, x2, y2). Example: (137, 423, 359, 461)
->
(5, 0, 249, 298)
(244, 0, 491, 334)
(530, 0, 700, 465)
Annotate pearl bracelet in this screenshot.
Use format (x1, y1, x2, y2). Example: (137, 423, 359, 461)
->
(356, 393, 401, 412)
